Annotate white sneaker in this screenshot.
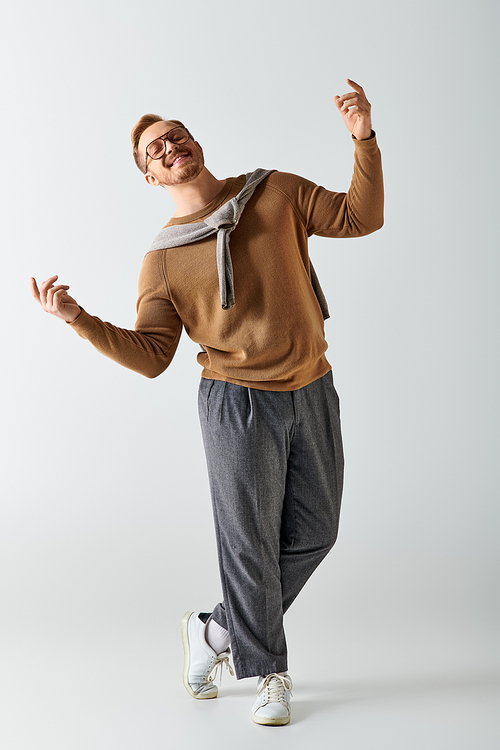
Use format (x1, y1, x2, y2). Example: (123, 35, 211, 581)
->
(181, 611, 233, 699)
(252, 672, 293, 725)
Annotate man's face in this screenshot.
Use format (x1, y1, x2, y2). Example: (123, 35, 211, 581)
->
(139, 120, 204, 188)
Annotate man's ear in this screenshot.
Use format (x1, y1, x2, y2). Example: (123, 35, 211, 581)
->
(194, 140, 204, 159)
(145, 172, 160, 187)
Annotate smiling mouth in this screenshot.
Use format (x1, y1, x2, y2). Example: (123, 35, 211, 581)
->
(168, 152, 190, 167)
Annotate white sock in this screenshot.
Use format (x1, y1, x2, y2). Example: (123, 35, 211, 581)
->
(205, 617, 230, 654)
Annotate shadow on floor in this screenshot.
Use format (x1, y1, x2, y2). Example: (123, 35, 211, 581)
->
(290, 670, 500, 721)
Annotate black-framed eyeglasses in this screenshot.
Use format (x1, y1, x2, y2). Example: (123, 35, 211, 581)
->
(144, 126, 191, 171)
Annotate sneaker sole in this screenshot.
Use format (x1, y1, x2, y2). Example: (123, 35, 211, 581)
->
(181, 611, 218, 700)
(252, 713, 290, 726)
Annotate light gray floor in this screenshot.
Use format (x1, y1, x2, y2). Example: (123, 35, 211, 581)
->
(3, 614, 499, 750)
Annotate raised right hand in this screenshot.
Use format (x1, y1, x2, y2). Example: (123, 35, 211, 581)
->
(334, 78, 372, 141)
(30, 275, 81, 323)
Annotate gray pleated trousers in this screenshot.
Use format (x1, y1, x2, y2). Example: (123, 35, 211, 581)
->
(197, 370, 344, 679)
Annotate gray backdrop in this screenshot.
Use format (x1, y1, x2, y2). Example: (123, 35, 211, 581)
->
(1, 0, 499, 748)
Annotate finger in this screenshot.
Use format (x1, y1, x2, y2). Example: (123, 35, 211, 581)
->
(46, 285, 70, 309)
(343, 100, 371, 115)
(30, 277, 41, 302)
(47, 288, 70, 315)
(40, 275, 58, 305)
(52, 288, 69, 307)
(346, 78, 365, 94)
(340, 96, 361, 110)
(339, 102, 371, 119)
(337, 91, 368, 105)
(46, 284, 70, 299)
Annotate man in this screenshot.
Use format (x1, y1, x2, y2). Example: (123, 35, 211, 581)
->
(31, 79, 384, 726)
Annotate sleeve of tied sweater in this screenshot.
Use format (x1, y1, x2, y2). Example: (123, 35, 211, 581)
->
(288, 131, 384, 238)
(68, 250, 182, 378)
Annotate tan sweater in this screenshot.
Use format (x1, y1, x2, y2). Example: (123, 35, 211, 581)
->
(70, 133, 384, 390)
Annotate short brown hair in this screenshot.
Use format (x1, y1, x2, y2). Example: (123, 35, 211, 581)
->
(131, 114, 190, 174)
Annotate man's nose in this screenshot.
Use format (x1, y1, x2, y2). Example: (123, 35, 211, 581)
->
(165, 139, 179, 155)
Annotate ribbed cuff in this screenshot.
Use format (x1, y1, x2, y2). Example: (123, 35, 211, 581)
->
(352, 129, 376, 142)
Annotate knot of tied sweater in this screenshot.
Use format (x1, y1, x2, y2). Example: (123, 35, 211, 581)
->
(204, 196, 243, 231)
(146, 168, 329, 318)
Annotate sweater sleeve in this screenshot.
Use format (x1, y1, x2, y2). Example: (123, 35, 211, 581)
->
(68, 250, 182, 378)
(287, 131, 384, 238)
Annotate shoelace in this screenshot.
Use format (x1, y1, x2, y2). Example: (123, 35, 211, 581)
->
(257, 673, 293, 705)
(207, 653, 234, 687)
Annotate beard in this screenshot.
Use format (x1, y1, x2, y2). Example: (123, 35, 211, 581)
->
(161, 146, 204, 187)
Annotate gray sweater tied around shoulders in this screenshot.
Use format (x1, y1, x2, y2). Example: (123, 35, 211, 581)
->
(147, 168, 329, 320)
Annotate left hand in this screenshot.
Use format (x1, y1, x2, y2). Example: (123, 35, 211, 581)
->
(334, 79, 372, 140)
(30, 275, 81, 323)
